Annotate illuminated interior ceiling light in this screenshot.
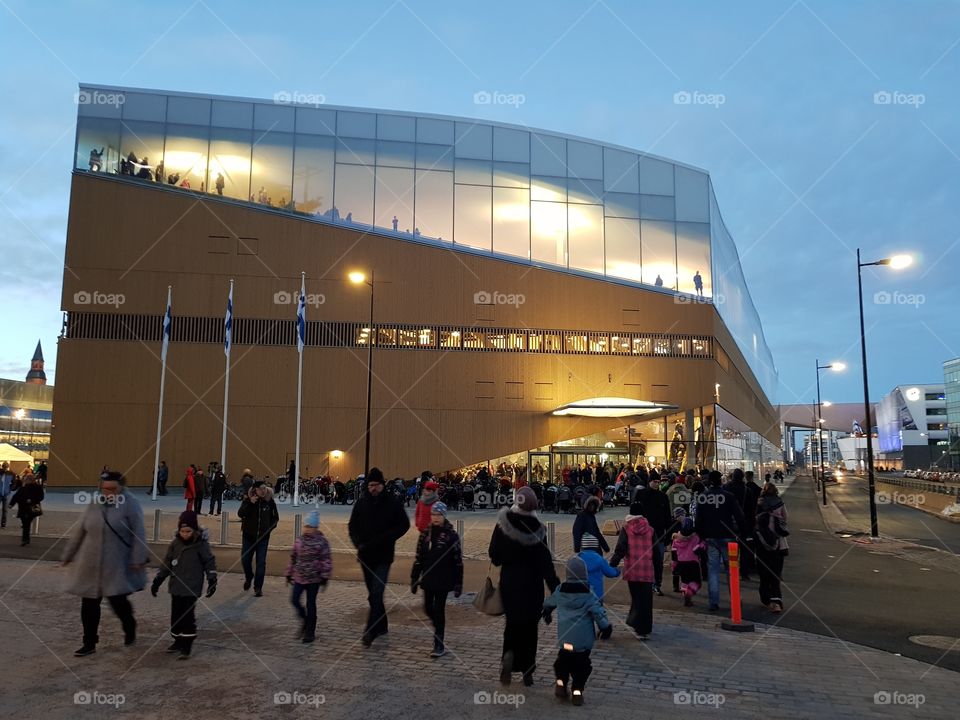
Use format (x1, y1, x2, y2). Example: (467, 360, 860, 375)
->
(905, 387, 921, 401)
(551, 397, 678, 418)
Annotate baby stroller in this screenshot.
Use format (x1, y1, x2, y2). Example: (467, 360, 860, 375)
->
(543, 485, 558, 513)
(461, 483, 476, 510)
(602, 484, 616, 506)
(475, 489, 491, 509)
(332, 480, 347, 504)
(557, 485, 574, 514)
(444, 483, 461, 511)
(572, 484, 589, 511)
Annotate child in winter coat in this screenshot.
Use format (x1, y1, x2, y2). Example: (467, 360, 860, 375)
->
(542, 556, 612, 706)
(285, 511, 332, 643)
(576, 535, 619, 602)
(610, 502, 655, 640)
(151, 510, 217, 659)
(411, 502, 463, 658)
(671, 518, 706, 606)
(415, 479, 439, 532)
(667, 507, 687, 592)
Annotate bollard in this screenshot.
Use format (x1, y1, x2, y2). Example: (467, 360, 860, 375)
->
(721, 542, 754, 632)
(220, 510, 229, 546)
(294, 513, 302, 541)
(546, 521, 556, 555)
(456, 518, 465, 546)
(153, 509, 162, 542)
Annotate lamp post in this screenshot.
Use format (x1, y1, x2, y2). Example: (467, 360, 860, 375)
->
(816, 361, 845, 506)
(811, 401, 820, 492)
(857, 250, 913, 538)
(349, 270, 375, 477)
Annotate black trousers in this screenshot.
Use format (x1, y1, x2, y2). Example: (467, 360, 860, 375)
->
(291, 583, 320, 637)
(361, 562, 391, 637)
(626, 581, 653, 635)
(81, 594, 135, 646)
(423, 588, 447, 642)
(208, 492, 223, 515)
(193, 495, 204, 515)
(740, 537, 757, 577)
(170, 595, 198, 650)
(554, 648, 592, 691)
(502, 616, 539, 677)
(757, 547, 785, 606)
(20, 515, 32, 543)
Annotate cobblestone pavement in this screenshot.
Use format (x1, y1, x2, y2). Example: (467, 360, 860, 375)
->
(0, 559, 955, 719)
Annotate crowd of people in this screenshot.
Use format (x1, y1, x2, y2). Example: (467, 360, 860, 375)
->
(1, 461, 46, 545)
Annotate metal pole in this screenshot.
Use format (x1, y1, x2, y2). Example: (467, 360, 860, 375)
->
(858, 249, 879, 537)
(151, 286, 172, 501)
(153, 509, 162, 542)
(363, 270, 374, 477)
(812, 402, 819, 492)
(294, 272, 306, 507)
(220, 279, 234, 476)
(294, 513, 302, 541)
(816, 361, 827, 506)
(456, 518, 465, 546)
(220, 509, 228, 545)
(546, 521, 556, 555)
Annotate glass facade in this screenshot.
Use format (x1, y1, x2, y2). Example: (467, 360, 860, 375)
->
(715, 405, 781, 477)
(74, 85, 777, 406)
(944, 359, 960, 470)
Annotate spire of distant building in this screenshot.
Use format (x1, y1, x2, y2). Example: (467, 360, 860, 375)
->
(25, 340, 46, 385)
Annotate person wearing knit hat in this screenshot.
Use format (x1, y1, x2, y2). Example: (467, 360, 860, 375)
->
(610, 502, 655, 640)
(151, 508, 217, 659)
(286, 510, 332, 643)
(541, 555, 612, 705)
(415, 479, 440, 532)
(572, 495, 609, 555)
(576, 535, 620, 604)
(512, 485, 539, 514)
(411, 497, 462, 658)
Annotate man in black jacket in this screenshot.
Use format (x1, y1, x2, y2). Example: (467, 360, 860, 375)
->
(208, 463, 226, 516)
(694, 470, 745, 611)
(630, 480, 672, 595)
(237, 482, 279, 596)
(348, 467, 410, 646)
(741, 471, 763, 580)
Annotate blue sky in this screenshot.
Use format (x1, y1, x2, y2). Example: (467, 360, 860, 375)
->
(1, 0, 957, 410)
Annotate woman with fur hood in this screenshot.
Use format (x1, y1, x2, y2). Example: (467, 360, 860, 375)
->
(610, 501, 656, 640)
(488, 486, 560, 687)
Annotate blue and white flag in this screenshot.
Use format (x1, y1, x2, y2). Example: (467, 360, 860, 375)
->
(224, 284, 233, 357)
(161, 292, 172, 363)
(296, 274, 306, 353)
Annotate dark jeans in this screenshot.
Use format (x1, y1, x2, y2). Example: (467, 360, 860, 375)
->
(757, 547, 785, 606)
(80, 594, 135, 646)
(706, 538, 732, 607)
(241, 535, 270, 591)
(291, 583, 320, 637)
(626, 581, 653, 635)
(1, 495, 7, 526)
(423, 587, 447, 642)
(170, 594, 197, 650)
(193, 495, 204, 515)
(652, 541, 665, 587)
(554, 648, 592, 692)
(361, 562, 391, 637)
(208, 492, 223, 515)
(158, 480, 167, 496)
(20, 515, 32, 543)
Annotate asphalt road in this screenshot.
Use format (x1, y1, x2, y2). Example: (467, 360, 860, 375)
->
(738, 477, 960, 673)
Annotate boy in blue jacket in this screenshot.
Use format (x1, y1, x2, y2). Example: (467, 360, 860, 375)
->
(577, 534, 620, 602)
(542, 556, 612, 706)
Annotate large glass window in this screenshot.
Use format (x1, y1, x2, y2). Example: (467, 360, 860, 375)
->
(415, 170, 453, 241)
(336, 137, 375, 165)
(333, 163, 374, 224)
(293, 134, 334, 215)
(455, 123, 492, 159)
(640, 194, 675, 220)
(531, 133, 566, 175)
(493, 162, 529, 188)
(568, 204, 603, 273)
(377, 114, 415, 141)
(337, 111, 376, 138)
(454, 184, 491, 250)
(493, 187, 530, 258)
(455, 158, 492, 186)
(676, 221, 711, 295)
(417, 118, 455, 145)
(566, 140, 602, 179)
(295, 107, 336, 135)
(604, 192, 640, 219)
(121, 92, 167, 122)
(208, 127, 252, 199)
(212, 101, 253, 129)
(639, 156, 674, 195)
(604, 217, 641, 281)
(568, 178, 603, 204)
(375, 166, 415, 234)
(167, 96, 210, 125)
(675, 166, 709, 222)
(493, 126, 529, 162)
(76, 117, 120, 173)
(120, 120, 164, 182)
(377, 140, 415, 168)
(164, 124, 209, 191)
(251, 131, 293, 207)
(531, 176, 566, 202)
(641, 220, 677, 288)
(531, 201, 566, 265)
(603, 148, 639, 192)
(416, 143, 454, 171)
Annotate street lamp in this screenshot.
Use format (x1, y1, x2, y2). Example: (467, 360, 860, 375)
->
(816, 361, 845, 506)
(349, 270, 375, 477)
(858, 249, 913, 537)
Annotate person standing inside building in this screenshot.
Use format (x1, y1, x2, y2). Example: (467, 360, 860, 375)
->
(693, 270, 704, 297)
(348, 468, 410, 647)
(215, 173, 225, 196)
(62, 471, 148, 657)
(10, 472, 44, 545)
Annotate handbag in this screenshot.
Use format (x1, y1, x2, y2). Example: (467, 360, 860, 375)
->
(473, 564, 504, 616)
(29, 502, 43, 517)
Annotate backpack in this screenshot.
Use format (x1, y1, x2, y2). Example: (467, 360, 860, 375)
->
(756, 509, 789, 551)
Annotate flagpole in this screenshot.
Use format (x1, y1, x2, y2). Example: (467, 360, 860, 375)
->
(220, 279, 234, 475)
(152, 286, 172, 501)
(294, 271, 306, 507)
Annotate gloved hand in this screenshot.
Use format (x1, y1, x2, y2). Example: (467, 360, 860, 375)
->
(541, 608, 553, 625)
(205, 581, 217, 598)
(319, 579, 328, 592)
(150, 577, 162, 597)
(285, 575, 293, 585)
(598, 625, 613, 640)
(410, 582, 418, 594)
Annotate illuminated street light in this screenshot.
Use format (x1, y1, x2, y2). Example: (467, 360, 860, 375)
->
(349, 270, 375, 477)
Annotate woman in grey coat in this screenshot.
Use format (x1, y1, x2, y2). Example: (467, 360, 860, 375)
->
(61, 471, 149, 657)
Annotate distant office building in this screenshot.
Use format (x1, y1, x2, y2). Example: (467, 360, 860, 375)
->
(944, 359, 960, 470)
(0, 341, 54, 460)
(875, 384, 948, 470)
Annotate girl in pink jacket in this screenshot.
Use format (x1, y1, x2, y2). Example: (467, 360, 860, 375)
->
(671, 518, 706, 606)
(610, 502, 655, 640)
